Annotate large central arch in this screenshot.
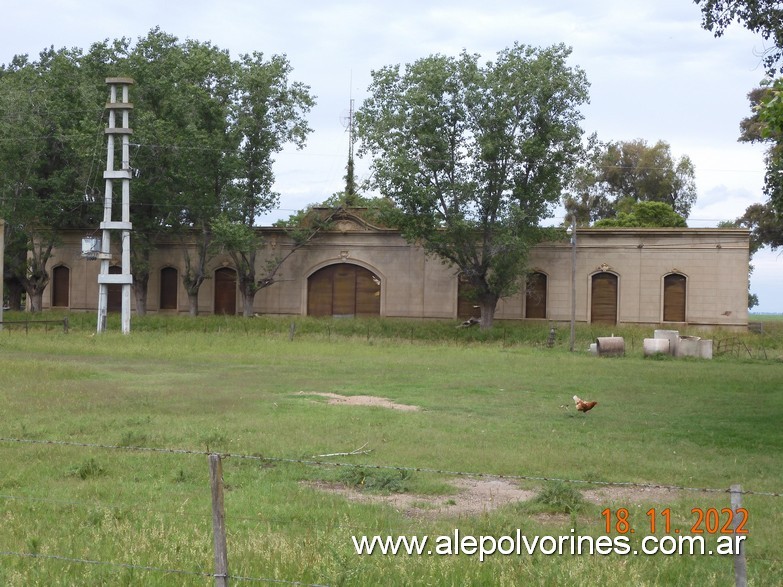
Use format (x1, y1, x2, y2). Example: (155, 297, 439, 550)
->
(307, 263, 381, 317)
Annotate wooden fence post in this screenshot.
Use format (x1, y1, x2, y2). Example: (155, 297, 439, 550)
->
(730, 484, 747, 587)
(209, 453, 229, 587)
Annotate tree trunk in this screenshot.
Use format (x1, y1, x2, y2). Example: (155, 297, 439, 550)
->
(28, 289, 44, 313)
(478, 294, 499, 330)
(133, 274, 149, 317)
(22, 273, 49, 313)
(5, 279, 24, 311)
(187, 292, 199, 316)
(240, 282, 256, 317)
(182, 232, 210, 318)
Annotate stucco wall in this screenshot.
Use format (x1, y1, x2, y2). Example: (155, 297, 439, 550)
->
(42, 223, 750, 328)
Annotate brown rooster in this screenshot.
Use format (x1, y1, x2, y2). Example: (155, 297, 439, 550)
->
(573, 395, 598, 413)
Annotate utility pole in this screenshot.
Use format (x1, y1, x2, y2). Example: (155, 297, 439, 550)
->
(97, 78, 134, 334)
(568, 218, 576, 352)
(0, 218, 4, 330)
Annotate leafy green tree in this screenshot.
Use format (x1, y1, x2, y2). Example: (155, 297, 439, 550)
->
(731, 86, 783, 250)
(356, 43, 588, 328)
(0, 48, 104, 311)
(695, 0, 783, 72)
(123, 32, 242, 316)
(565, 139, 696, 225)
(716, 88, 783, 310)
(213, 52, 316, 316)
(593, 201, 687, 227)
(745, 81, 783, 229)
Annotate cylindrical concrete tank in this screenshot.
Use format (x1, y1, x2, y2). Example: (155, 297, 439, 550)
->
(699, 339, 713, 360)
(654, 330, 679, 356)
(596, 336, 625, 356)
(676, 335, 702, 358)
(643, 338, 670, 356)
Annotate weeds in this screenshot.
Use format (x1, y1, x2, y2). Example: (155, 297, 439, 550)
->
(520, 481, 585, 514)
(337, 467, 413, 493)
(67, 458, 105, 480)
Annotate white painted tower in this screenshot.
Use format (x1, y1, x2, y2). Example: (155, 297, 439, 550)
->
(97, 77, 134, 334)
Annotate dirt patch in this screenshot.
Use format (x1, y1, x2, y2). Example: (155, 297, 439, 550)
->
(298, 391, 420, 412)
(583, 484, 684, 506)
(307, 478, 685, 520)
(307, 477, 535, 519)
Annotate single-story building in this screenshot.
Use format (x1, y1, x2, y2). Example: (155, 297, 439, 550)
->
(41, 210, 750, 329)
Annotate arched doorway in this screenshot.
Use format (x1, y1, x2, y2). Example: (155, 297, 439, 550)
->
(525, 272, 547, 319)
(307, 264, 381, 317)
(159, 267, 178, 311)
(663, 273, 686, 322)
(457, 274, 479, 320)
(51, 265, 70, 308)
(591, 272, 618, 324)
(107, 265, 122, 312)
(214, 267, 237, 315)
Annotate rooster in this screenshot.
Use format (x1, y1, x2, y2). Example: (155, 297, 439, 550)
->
(573, 395, 598, 413)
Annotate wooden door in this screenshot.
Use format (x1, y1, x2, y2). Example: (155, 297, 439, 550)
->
(214, 268, 237, 315)
(107, 265, 122, 312)
(663, 273, 686, 322)
(332, 265, 357, 317)
(457, 275, 479, 320)
(525, 272, 547, 319)
(51, 266, 70, 308)
(307, 264, 381, 317)
(159, 267, 178, 310)
(591, 272, 618, 324)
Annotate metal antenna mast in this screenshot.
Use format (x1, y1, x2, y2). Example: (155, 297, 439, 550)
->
(342, 93, 357, 204)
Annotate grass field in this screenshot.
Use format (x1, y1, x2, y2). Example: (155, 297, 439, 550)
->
(0, 313, 781, 586)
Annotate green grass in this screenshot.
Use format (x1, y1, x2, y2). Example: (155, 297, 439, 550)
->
(0, 314, 781, 585)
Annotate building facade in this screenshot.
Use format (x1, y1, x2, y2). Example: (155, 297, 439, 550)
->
(42, 212, 750, 329)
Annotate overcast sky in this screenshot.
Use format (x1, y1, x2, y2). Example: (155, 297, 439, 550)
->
(2, 0, 782, 312)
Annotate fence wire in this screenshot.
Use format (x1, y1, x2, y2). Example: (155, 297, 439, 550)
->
(0, 550, 329, 586)
(0, 436, 780, 497)
(2, 435, 781, 585)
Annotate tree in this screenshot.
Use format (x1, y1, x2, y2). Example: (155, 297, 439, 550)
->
(213, 52, 316, 316)
(717, 87, 783, 310)
(733, 86, 783, 246)
(0, 48, 104, 311)
(125, 34, 241, 316)
(564, 139, 697, 225)
(356, 43, 588, 328)
(593, 201, 687, 227)
(695, 0, 783, 73)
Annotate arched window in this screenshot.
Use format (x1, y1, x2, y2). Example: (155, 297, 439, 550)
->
(456, 274, 479, 320)
(107, 265, 122, 312)
(663, 273, 686, 322)
(51, 266, 70, 308)
(591, 272, 618, 324)
(525, 272, 547, 319)
(307, 264, 381, 317)
(214, 267, 237, 315)
(159, 267, 178, 310)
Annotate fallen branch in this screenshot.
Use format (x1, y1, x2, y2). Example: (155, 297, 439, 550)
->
(313, 443, 372, 458)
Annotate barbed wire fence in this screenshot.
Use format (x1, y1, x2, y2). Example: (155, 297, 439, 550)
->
(0, 436, 779, 586)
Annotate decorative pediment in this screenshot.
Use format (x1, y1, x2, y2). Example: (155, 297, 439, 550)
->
(333, 218, 365, 232)
(311, 206, 384, 232)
